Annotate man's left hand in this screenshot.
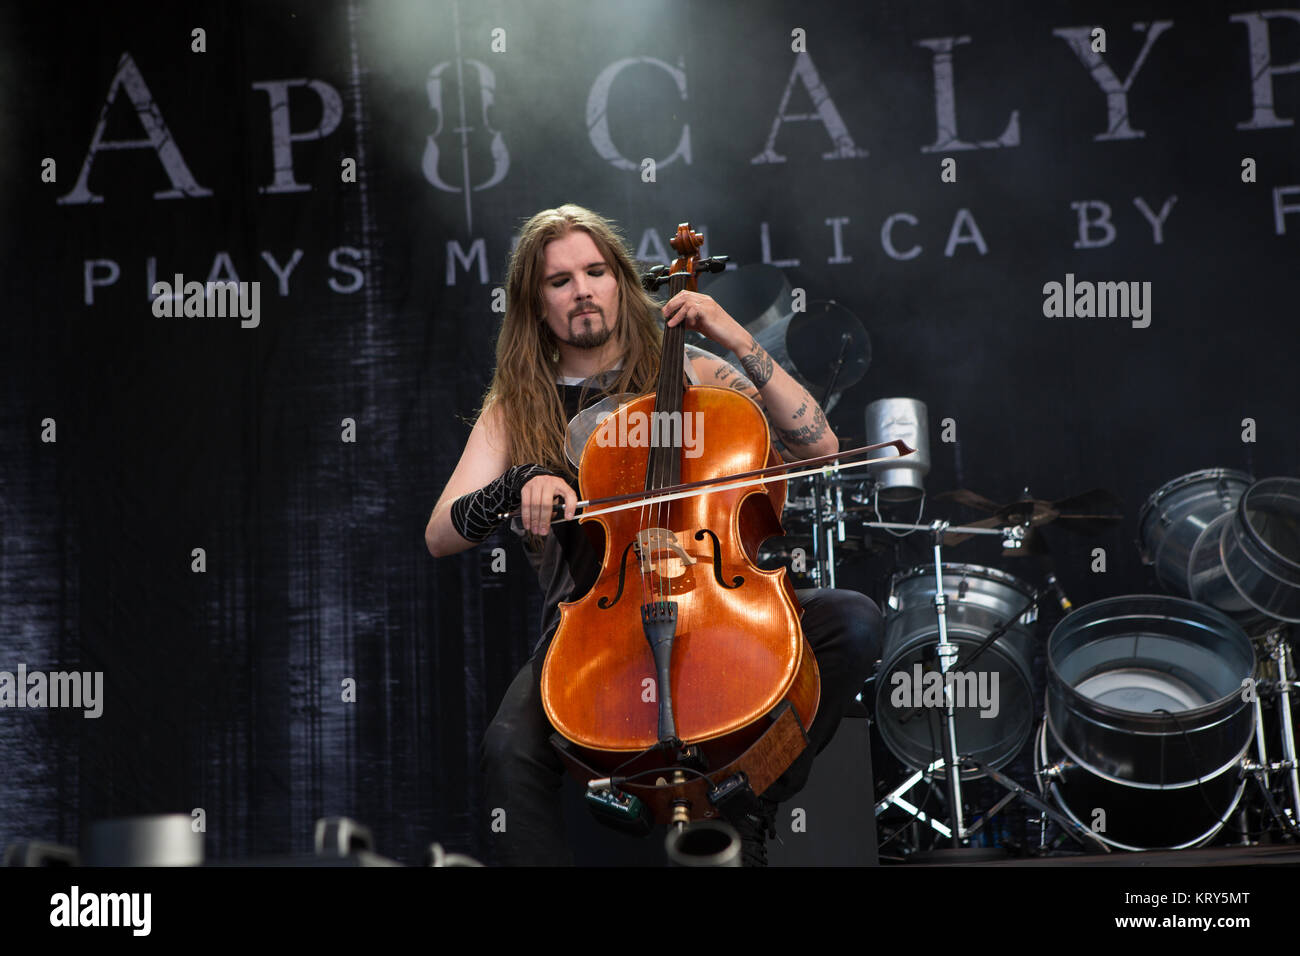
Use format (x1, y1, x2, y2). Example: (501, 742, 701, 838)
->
(662, 291, 746, 353)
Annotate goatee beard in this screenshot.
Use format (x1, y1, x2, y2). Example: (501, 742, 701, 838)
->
(568, 326, 614, 349)
(567, 310, 613, 350)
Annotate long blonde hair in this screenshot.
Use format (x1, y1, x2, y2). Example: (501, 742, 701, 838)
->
(481, 204, 664, 477)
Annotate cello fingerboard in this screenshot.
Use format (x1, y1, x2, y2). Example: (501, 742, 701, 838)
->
(645, 274, 688, 494)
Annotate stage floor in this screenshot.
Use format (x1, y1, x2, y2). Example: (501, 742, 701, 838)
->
(904, 844, 1300, 867)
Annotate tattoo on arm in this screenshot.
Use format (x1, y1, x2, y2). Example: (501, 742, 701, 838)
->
(712, 362, 757, 394)
(710, 361, 752, 393)
(738, 337, 774, 389)
(792, 401, 807, 419)
(776, 405, 829, 448)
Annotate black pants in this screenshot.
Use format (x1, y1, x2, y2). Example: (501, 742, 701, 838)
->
(480, 587, 883, 865)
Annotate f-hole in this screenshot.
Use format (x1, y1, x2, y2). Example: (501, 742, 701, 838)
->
(694, 528, 743, 589)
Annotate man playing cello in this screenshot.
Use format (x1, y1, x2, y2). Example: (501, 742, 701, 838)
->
(426, 204, 881, 865)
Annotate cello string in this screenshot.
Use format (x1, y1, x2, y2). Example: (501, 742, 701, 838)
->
(646, 269, 680, 614)
(653, 276, 674, 608)
(658, 273, 682, 609)
(651, 318, 665, 609)
(648, 279, 669, 610)
(637, 400, 652, 611)
(666, 324, 681, 610)
(655, 319, 665, 607)
(658, 273, 684, 608)
(638, 283, 665, 613)
(640, 427, 653, 609)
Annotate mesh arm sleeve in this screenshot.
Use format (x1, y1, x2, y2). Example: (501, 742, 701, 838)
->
(448, 463, 562, 543)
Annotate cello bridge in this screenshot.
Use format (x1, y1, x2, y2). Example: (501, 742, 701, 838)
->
(635, 527, 697, 579)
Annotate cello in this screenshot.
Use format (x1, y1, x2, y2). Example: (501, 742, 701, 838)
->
(539, 223, 819, 826)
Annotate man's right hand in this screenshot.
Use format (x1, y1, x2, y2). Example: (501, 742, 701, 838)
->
(520, 474, 578, 536)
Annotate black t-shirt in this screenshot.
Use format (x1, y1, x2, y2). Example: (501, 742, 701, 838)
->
(515, 382, 606, 654)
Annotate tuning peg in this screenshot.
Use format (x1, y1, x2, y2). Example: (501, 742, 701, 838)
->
(699, 256, 728, 274)
(640, 264, 670, 291)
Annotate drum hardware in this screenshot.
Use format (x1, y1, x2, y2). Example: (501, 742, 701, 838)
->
(1034, 721, 1253, 852)
(1256, 626, 1300, 830)
(1037, 757, 1069, 783)
(1239, 758, 1300, 841)
(807, 330, 860, 589)
(871, 486, 928, 541)
(808, 474, 842, 588)
(1000, 521, 1040, 555)
(963, 759, 1108, 852)
(868, 519, 1069, 853)
(801, 479, 893, 586)
(937, 486, 1123, 552)
(781, 345, 873, 589)
(874, 755, 1107, 854)
(875, 769, 953, 840)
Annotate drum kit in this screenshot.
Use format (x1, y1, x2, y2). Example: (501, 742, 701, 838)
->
(700, 265, 1300, 858)
(776, 448, 1300, 857)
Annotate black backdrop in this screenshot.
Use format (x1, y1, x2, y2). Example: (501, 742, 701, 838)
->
(1, 0, 1297, 863)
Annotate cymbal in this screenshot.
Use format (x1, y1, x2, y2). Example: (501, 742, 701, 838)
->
(935, 487, 1123, 550)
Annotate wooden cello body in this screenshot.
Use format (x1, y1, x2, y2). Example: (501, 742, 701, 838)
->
(540, 224, 819, 823)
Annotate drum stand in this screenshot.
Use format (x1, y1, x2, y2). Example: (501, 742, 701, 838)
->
(868, 519, 1107, 854)
(808, 475, 851, 588)
(1242, 625, 1300, 838)
(806, 357, 855, 590)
